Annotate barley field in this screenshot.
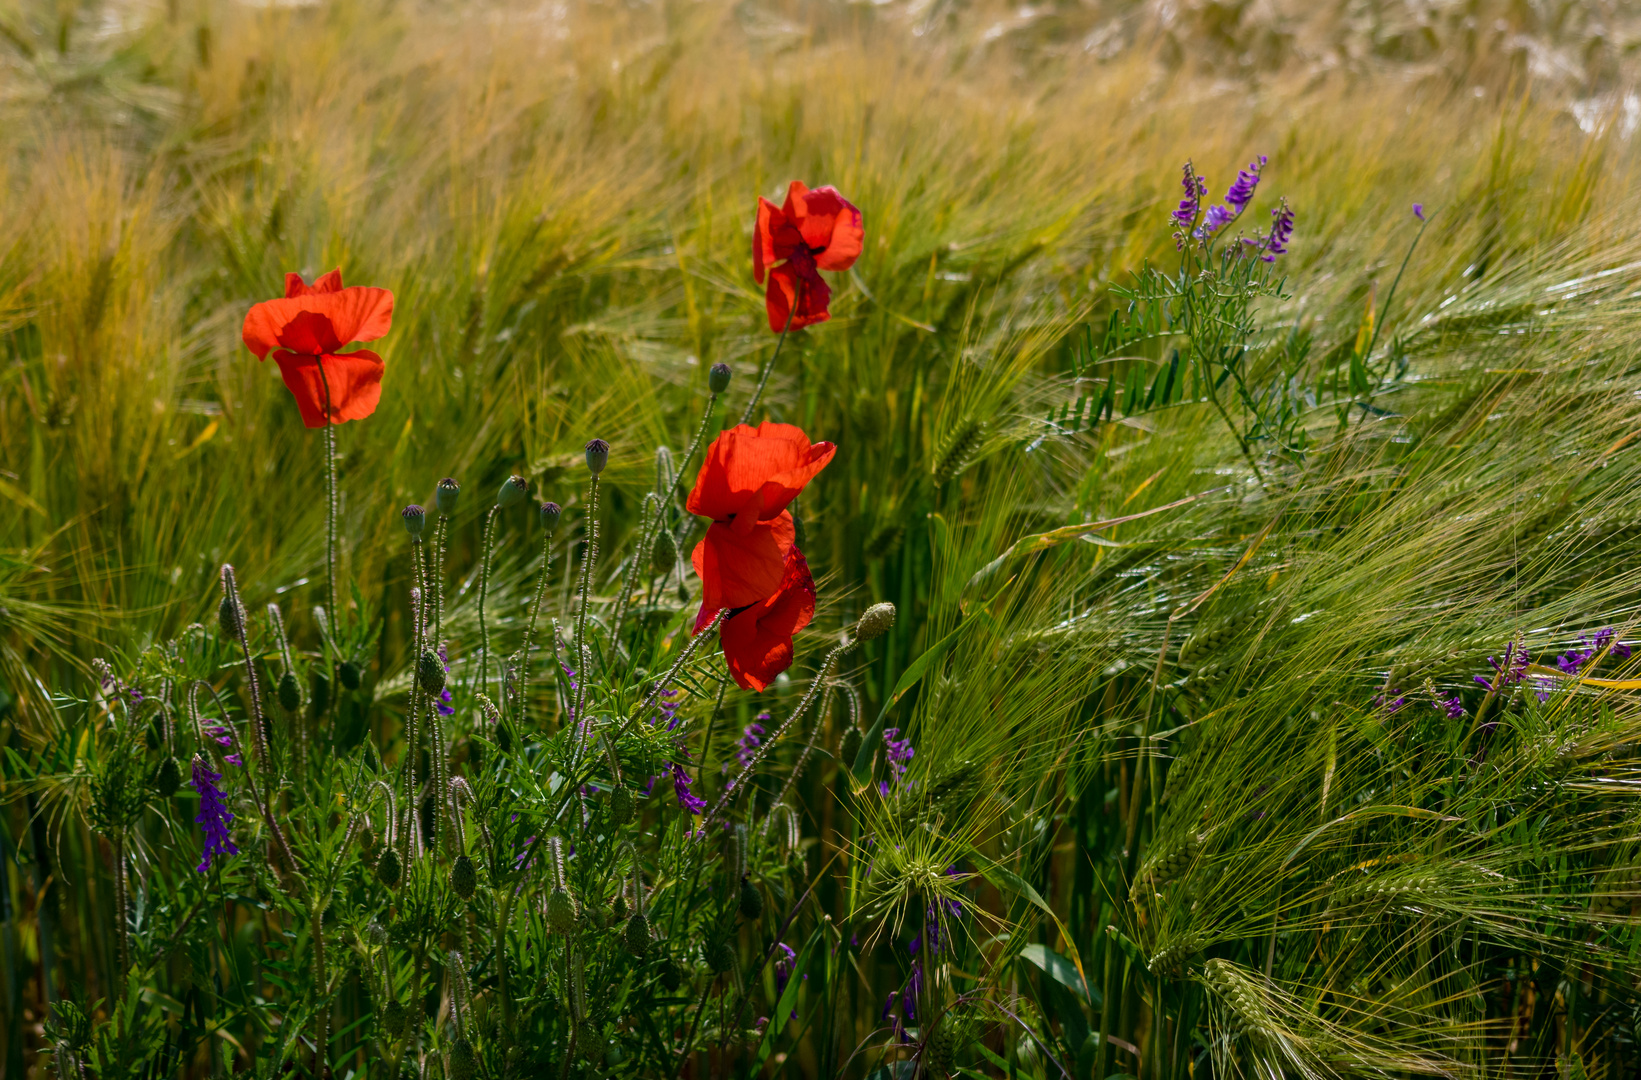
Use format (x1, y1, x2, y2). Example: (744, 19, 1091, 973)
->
(6, 0, 1641, 1076)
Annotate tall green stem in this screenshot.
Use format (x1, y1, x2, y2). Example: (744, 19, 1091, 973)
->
(477, 505, 499, 700)
(738, 291, 798, 426)
(316, 358, 339, 658)
(571, 474, 600, 760)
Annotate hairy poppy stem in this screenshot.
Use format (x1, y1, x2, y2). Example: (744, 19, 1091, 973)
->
(316, 357, 340, 658)
(739, 287, 799, 426)
(521, 526, 553, 706)
(477, 505, 499, 700)
(571, 474, 601, 761)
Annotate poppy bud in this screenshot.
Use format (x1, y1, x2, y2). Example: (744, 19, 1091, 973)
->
(839, 727, 863, 767)
(218, 595, 244, 638)
(419, 792, 436, 848)
(547, 886, 579, 933)
(738, 878, 764, 921)
(277, 671, 301, 714)
(625, 913, 651, 958)
(651, 527, 678, 575)
(376, 847, 402, 888)
(609, 786, 635, 825)
(436, 478, 460, 515)
(152, 755, 182, 798)
(705, 938, 736, 974)
(447, 1038, 478, 1080)
(708, 362, 732, 395)
(585, 439, 610, 475)
(853, 602, 897, 643)
(339, 660, 362, 691)
(792, 509, 807, 548)
(311, 669, 332, 716)
(401, 504, 426, 537)
(659, 957, 683, 990)
(381, 999, 409, 1040)
(360, 825, 377, 855)
(613, 892, 629, 922)
(496, 475, 528, 508)
(417, 650, 446, 695)
(451, 854, 477, 901)
(540, 501, 562, 531)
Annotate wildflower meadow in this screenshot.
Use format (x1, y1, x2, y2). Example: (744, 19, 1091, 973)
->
(7, 0, 1641, 1077)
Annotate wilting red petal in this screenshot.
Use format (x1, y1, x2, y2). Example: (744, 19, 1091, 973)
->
(720, 548, 816, 691)
(271, 350, 385, 428)
(764, 258, 832, 333)
(783, 182, 863, 272)
(242, 286, 394, 360)
(686, 423, 836, 523)
(285, 269, 344, 297)
(691, 512, 796, 622)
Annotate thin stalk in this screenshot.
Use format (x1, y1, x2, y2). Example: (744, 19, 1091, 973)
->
(316, 359, 340, 657)
(311, 899, 330, 1078)
(521, 527, 554, 696)
(671, 392, 722, 503)
(476, 505, 500, 701)
(110, 833, 129, 978)
(738, 290, 798, 426)
(571, 474, 601, 759)
(625, 611, 726, 742)
(433, 513, 450, 646)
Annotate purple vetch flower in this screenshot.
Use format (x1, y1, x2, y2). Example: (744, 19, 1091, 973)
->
(672, 761, 706, 816)
(1476, 639, 1530, 693)
(1372, 689, 1407, 714)
(1196, 203, 1234, 237)
(1260, 199, 1295, 262)
(1413, 203, 1425, 221)
(1440, 693, 1466, 720)
(1171, 162, 1207, 231)
(654, 686, 682, 730)
(733, 715, 768, 770)
(189, 755, 239, 873)
(1224, 156, 1266, 211)
(880, 728, 915, 795)
(775, 941, 799, 1014)
(1556, 628, 1629, 676)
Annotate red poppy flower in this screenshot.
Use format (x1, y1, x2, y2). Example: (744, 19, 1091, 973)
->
(687, 422, 835, 624)
(719, 546, 816, 691)
(752, 181, 864, 333)
(241, 270, 394, 428)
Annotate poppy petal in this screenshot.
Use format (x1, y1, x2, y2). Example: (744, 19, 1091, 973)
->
(788, 185, 863, 272)
(720, 548, 816, 691)
(691, 513, 795, 616)
(276, 310, 345, 356)
(753, 197, 783, 286)
(686, 423, 836, 522)
(284, 269, 345, 298)
(764, 260, 831, 333)
(242, 287, 394, 359)
(271, 350, 385, 428)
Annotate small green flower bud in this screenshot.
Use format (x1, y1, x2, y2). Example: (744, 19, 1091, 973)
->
(152, 755, 182, 798)
(705, 938, 735, 974)
(612, 892, 629, 922)
(651, 527, 678, 575)
(738, 878, 764, 921)
(659, 957, 683, 991)
(401, 504, 426, 537)
(339, 660, 362, 691)
(609, 786, 635, 826)
(435, 477, 460, 515)
(359, 825, 377, 855)
(451, 854, 477, 901)
(624, 913, 651, 958)
(839, 727, 863, 767)
(540, 501, 562, 531)
(708, 362, 732, 395)
(277, 671, 301, 714)
(496, 475, 528, 508)
(447, 1038, 478, 1080)
(417, 651, 446, 695)
(584, 438, 610, 475)
(853, 602, 897, 643)
(375, 847, 402, 889)
(547, 886, 579, 933)
(381, 999, 409, 1040)
(311, 669, 332, 716)
(217, 595, 244, 637)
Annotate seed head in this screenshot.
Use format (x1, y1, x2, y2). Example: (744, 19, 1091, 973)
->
(496, 475, 528, 508)
(540, 501, 562, 531)
(401, 504, 426, 537)
(584, 438, 610, 475)
(417, 650, 446, 695)
(853, 602, 897, 643)
(708, 362, 732, 395)
(659, 957, 683, 990)
(451, 854, 477, 901)
(435, 477, 460, 515)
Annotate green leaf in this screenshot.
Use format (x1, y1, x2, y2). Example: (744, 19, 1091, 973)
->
(1020, 943, 1098, 1004)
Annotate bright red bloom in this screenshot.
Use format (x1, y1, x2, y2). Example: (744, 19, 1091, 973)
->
(720, 547, 816, 691)
(753, 181, 864, 333)
(688, 422, 834, 628)
(241, 270, 394, 428)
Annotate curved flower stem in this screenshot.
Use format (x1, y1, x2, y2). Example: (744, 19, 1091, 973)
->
(220, 566, 271, 773)
(315, 357, 340, 659)
(477, 505, 500, 700)
(738, 288, 799, 427)
(571, 474, 601, 762)
(433, 513, 450, 646)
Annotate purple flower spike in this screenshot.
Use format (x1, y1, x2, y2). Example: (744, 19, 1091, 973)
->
(1260, 199, 1295, 262)
(1413, 203, 1425, 221)
(1224, 157, 1266, 211)
(672, 761, 706, 816)
(189, 755, 239, 873)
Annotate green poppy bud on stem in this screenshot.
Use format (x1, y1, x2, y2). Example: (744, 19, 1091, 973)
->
(218, 595, 244, 637)
(375, 847, 402, 888)
(651, 527, 678, 575)
(853, 602, 897, 644)
(417, 651, 446, 695)
(548, 886, 579, 933)
(584, 439, 610, 475)
(277, 671, 301, 714)
(152, 756, 182, 798)
(609, 786, 635, 826)
(540, 501, 562, 531)
(738, 878, 764, 921)
(339, 660, 362, 691)
(624, 913, 651, 958)
(839, 727, 863, 767)
(382, 999, 409, 1040)
(496, 475, 528, 508)
(451, 854, 477, 901)
(436, 478, 460, 515)
(401, 504, 426, 537)
(447, 1038, 478, 1080)
(708, 362, 732, 395)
